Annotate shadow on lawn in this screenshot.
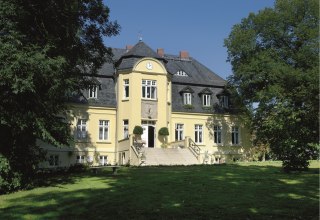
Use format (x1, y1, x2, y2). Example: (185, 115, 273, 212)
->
(1, 164, 319, 220)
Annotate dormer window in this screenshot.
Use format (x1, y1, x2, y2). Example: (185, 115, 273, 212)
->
(183, 93, 192, 105)
(202, 94, 211, 106)
(176, 70, 188, 76)
(88, 86, 98, 99)
(199, 88, 212, 107)
(220, 96, 229, 108)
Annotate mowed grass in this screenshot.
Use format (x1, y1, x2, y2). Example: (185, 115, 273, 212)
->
(0, 161, 319, 220)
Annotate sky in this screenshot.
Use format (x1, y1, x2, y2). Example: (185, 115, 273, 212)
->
(103, 0, 275, 79)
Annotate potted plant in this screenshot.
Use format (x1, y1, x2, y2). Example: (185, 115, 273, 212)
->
(158, 127, 169, 148)
(133, 125, 144, 142)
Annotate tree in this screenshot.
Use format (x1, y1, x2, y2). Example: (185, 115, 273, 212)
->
(0, 0, 120, 192)
(224, 0, 319, 171)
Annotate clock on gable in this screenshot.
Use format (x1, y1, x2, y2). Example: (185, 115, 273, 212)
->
(146, 62, 153, 70)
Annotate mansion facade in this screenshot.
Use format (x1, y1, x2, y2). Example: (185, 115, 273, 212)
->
(40, 41, 251, 167)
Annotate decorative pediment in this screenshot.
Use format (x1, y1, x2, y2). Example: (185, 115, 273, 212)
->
(179, 86, 194, 94)
(216, 88, 230, 97)
(199, 88, 213, 95)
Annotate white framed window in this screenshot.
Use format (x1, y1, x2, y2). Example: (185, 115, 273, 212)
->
(194, 124, 203, 144)
(76, 155, 85, 163)
(99, 120, 109, 140)
(202, 94, 211, 106)
(175, 124, 184, 141)
(49, 155, 59, 166)
(77, 119, 87, 139)
(123, 79, 129, 99)
(213, 125, 222, 144)
(183, 93, 192, 105)
(142, 80, 157, 99)
(88, 86, 98, 99)
(99, 155, 108, 166)
(220, 96, 229, 108)
(176, 70, 188, 76)
(123, 120, 129, 139)
(232, 126, 240, 145)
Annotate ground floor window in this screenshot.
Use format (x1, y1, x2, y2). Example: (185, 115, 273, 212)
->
(123, 120, 129, 139)
(175, 124, 184, 141)
(77, 119, 87, 140)
(232, 126, 240, 145)
(213, 125, 222, 144)
(49, 155, 59, 166)
(76, 155, 85, 164)
(99, 120, 109, 140)
(194, 124, 203, 144)
(99, 155, 108, 166)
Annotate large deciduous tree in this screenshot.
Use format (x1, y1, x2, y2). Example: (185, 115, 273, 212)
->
(224, 0, 319, 171)
(0, 0, 120, 192)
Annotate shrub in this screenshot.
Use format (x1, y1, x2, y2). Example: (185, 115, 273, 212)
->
(133, 126, 143, 135)
(0, 155, 22, 194)
(158, 127, 169, 136)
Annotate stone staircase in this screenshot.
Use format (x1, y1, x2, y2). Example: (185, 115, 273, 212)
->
(141, 148, 200, 166)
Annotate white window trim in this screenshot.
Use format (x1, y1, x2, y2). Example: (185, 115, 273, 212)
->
(176, 70, 188, 76)
(194, 124, 203, 144)
(76, 155, 85, 164)
(123, 120, 129, 139)
(213, 125, 222, 145)
(231, 126, 240, 145)
(175, 123, 184, 141)
(98, 120, 109, 141)
(48, 155, 59, 166)
(142, 80, 157, 100)
(77, 119, 88, 140)
(220, 96, 229, 108)
(202, 94, 211, 106)
(123, 79, 129, 99)
(183, 93, 192, 105)
(99, 155, 108, 166)
(88, 86, 98, 99)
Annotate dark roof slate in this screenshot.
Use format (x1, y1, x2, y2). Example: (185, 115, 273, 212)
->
(69, 77, 117, 108)
(71, 41, 229, 111)
(172, 84, 225, 114)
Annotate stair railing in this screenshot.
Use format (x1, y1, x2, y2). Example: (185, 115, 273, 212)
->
(132, 137, 146, 166)
(188, 138, 201, 160)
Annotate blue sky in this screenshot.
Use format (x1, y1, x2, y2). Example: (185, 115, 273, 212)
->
(104, 0, 275, 79)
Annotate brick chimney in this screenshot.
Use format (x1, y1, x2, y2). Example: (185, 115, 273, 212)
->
(126, 45, 133, 51)
(157, 48, 164, 57)
(180, 50, 189, 59)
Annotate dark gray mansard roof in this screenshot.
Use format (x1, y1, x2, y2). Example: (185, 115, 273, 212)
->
(71, 41, 228, 111)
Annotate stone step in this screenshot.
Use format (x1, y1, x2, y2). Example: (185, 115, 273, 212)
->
(142, 148, 200, 166)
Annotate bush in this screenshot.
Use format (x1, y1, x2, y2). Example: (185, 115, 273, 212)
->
(0, 155, 22, 194)
(158, 127, 169, 136)
(133, 126, 143, 135)
(68, 163, 89, 173)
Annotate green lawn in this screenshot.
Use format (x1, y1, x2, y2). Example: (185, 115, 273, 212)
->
(0, 161, 319, 220)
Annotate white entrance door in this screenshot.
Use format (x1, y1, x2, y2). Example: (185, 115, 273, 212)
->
(142, 125, 148, 147)
(141, 125, 155, 148)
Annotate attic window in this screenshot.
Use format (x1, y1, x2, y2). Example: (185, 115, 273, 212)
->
(88, 86, 98, 99)
(176, 70, 188, 76)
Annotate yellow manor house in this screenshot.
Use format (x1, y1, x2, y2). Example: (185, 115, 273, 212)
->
(40, 41, 252, 168)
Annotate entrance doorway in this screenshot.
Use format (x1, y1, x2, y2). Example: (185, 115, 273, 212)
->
(141, 121, 156, 148)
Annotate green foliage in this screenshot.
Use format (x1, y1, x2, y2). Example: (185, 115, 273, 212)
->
(0, 164, 319, 219)
(183, 104, 194, 109)
(0, 155, 22, 194)
(0, 0, 120, 192)
(224, 0, 319, 171)
(158, 127, 169, 136)
(133, 126, 143, 135)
